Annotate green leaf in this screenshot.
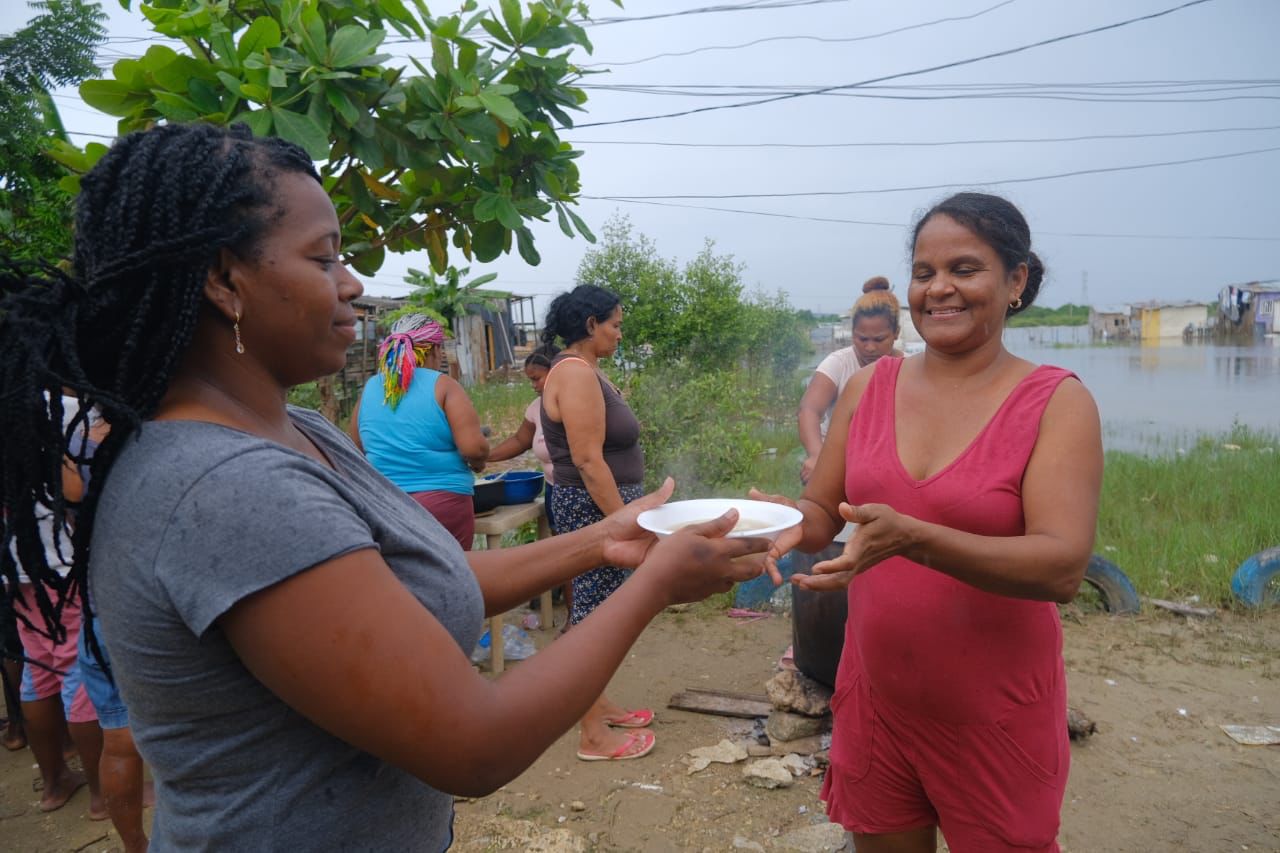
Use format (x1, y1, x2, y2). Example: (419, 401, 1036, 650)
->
(515, 226, 540, 265)
(187, 77, 223, 113)
(499, 0, 523, 43)
(555, 203, 573, 238)
(453, 94, 482, 110)
(240, 109, 274, 137)
(79, 80, 144, 116)
(473, 193, 499, 222)
(477, 91, 524, 128)
(376, 0, 424, 39)
(346, 168, 377, 215)
(430, 35, 452, 78)
(110, 58, 145, 89)
(566, 207, 595, 242)
(58, 174, 82, 195)
(471, 220, 505, 262)
(241, 83, 271, 102)
(458, 41, 477, 74)
(349, 244, 386, 276)
(270, 107, 329, 159)
(215, 71, 245, 97)
(268, 65, 287, 88)
(238, 16, 283, 60)
(494, 196, 522, 230)
(325, 84, 362, 125)
(45, 140, 90, 172)
(479, 17, 513, 46)
(329, 25, 385, 68)
(153, 90, 203, 119)
(299, 7, 328, 62)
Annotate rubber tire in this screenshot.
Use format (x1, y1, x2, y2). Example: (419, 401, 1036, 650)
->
(1231, 546, 1280, 608)
(1081, 555, 1141, 615)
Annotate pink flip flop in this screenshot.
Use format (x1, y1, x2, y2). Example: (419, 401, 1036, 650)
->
(577, 729, 656, 762)
(603, 708, 655, 728)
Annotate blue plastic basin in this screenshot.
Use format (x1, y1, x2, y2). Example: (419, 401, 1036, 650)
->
(495, 470, 544, 505)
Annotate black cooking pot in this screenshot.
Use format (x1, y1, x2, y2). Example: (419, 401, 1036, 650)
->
(789, 541, 849, 689)
(472, 479, 505, 514)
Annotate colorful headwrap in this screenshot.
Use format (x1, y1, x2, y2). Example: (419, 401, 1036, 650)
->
(377, 314, 446, 409)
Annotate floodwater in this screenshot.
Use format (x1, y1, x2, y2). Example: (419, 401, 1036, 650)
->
(808, 326, 1279, 454)
(1004, 326, 1278, 454)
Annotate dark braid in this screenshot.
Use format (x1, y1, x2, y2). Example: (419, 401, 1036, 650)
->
(0, 123, 319, 651)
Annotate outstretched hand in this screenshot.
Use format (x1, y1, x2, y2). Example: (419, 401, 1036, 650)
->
(598, 477, 676, 569)
(747, 488, 803, 586)
(791, 502, 918, 591)
(637, 510, 772, 608)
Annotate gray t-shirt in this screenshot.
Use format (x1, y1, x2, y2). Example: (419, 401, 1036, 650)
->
(92, 407, 484, 852)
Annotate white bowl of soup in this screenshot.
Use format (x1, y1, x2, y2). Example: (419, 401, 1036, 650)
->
(637, 499, 802, 542)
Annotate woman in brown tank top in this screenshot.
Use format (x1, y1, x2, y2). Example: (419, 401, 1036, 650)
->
(540, 285, 656, 762)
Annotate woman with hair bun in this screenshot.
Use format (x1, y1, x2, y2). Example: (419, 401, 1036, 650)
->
(757, 192, 1102, 853)
(798, 276, 902, 484)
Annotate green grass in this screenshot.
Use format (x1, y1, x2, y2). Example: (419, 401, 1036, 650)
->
(461, 371, 1278, 609)
(1097, 425, 1279, 605)
(468, 377, 537, 441)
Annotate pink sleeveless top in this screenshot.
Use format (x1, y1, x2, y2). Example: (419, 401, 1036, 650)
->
(838, 357, 1077, 724)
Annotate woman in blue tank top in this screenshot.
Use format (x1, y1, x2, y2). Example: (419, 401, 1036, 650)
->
(349, 315, 490, 549)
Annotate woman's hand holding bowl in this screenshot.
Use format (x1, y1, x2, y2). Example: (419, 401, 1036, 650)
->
(635, 510, 772, 607)
(792, 502, 919, 591)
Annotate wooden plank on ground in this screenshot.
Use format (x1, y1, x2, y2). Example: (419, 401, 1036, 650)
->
(668, 688, 773, 718)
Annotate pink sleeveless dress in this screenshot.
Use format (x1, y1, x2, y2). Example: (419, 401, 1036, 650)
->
(821, 357, 1077, 852)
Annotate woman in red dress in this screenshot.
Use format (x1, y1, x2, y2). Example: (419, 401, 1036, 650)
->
(759, 192, 1103, 853)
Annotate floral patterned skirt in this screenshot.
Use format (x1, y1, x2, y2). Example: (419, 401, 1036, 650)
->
(550, 483, 645, 625)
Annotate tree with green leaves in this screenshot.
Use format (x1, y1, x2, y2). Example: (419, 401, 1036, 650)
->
(393, 264, 501, 328)
(576, 214, 811, 375)
(51, 0, 609, 277)
(0, 0, 107, 262)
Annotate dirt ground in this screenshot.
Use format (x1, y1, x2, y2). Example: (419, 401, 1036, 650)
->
(2, 603, 1277, 852)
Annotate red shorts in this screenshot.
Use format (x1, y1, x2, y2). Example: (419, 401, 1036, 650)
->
(411, 490, 475, 551)
(13, 586, 97, 723)
(822, 674, 1068, 852)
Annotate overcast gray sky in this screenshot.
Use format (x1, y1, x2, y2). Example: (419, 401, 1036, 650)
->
(43, 0, 1280, 315)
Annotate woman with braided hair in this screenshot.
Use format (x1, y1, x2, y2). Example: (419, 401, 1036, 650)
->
(348, 313, 489, 550)
(0, 123, 772, 851)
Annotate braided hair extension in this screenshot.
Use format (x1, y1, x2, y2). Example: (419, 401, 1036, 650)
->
(0, 123, 319, 652)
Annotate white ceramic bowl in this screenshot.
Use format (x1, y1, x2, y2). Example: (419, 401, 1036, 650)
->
(636, 499, 802, 542)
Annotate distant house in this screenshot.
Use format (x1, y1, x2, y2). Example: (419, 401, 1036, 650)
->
(1130, 301, 1210, 341)
(449, 290, 530, 385)
(1088, 305, 1131, 341)
(1217, 281, 1280, 339)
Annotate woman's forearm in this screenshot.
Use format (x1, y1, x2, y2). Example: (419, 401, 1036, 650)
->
(576, 457, 625, 515)
(468, 524, 605, 615)
(797, 407, 824, 458)
(903, 518, 1090, 603)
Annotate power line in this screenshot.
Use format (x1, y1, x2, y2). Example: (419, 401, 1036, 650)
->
(582, 80, 1280, 97)
(576, 0, 1218, 128)
(569, 124, 1280, 150)
(586, 0, 1018, 67)
(591, 197, 1280, 242)
(585, 145, 1280, 200)
(586, 0, 847, 27)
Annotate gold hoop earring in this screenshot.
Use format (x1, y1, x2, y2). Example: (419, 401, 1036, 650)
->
(1010, 297, 1023, 310)
(234, 311, 245, 354)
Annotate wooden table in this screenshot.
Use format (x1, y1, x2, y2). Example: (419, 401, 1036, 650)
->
(473, 499, 553, 674)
